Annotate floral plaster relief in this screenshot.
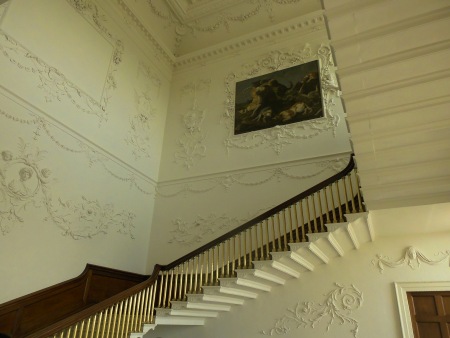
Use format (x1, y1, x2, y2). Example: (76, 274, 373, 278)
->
(125, 61, 161, 160)
(0, 138, 136, 239)
(0, 107, 155, 195)
(174, 79, 210, 169)
(262, 283, 363, 337)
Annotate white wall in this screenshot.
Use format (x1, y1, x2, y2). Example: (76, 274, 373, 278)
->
(147, 22, 352, 267)
(0, 0, 171, 303)
(145, 203, 450, 338)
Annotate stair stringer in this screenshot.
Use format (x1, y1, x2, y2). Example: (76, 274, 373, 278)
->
(132, 212, 374, 335)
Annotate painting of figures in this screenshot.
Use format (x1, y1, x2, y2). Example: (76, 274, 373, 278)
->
(234, 60, 323, 135)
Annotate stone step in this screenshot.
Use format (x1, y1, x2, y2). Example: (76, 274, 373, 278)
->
(171, 300, 231, 312)
(202, 285, 258, 299)
(236, 268, 286, 285)
(219, 277, 272, 292)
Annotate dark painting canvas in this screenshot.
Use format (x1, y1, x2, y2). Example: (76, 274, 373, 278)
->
(234, 60, 323, 135)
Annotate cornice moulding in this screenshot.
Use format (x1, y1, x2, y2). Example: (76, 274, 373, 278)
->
(174, 11, 325, 69)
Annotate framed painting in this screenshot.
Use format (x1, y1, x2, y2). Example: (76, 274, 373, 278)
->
(234, 60, 323, 135)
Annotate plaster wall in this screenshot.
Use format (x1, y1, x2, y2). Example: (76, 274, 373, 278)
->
(148, 26, 352, 267)
(0, 0, 171, 303)
(145, 203, 450, 338)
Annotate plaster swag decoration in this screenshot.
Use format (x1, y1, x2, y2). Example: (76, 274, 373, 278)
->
(125, 62, 161, 160)
(174, 80, 210, 169)
(0, 0, 123, 123)
(0, 108, 155, 195)
(0, 139, 135, 239)
(157, 156, 346, 197)
(169, 206, 272, 246)
(223, 43, 340, 154)
(262, 283, 363, 337)
(145, 0, 303, 54)
(372, 246, 450, 273)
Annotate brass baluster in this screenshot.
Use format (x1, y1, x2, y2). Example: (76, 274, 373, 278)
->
(329, 185, 337, 222)
(95, 311, 103, 338)
(167, 269, 174, 307)
(299, 201, 306, 241)
(205, 250, 210, 285)
(258, 222, 264, 260)
(287, 207, 294, 244)
(119, 299, 130, 338)
(85, 317, 92, 338)
(323, 187, 331, 223)
(89, 314, 97, 338)
(270, 216, 277, 251)
(242, 231, 247, 268)
(305, 197, 312, 234)
(318, 191, 325, 232)
(342, 176, 350, 214)
(292, 204, 300, 242)
(348, 173, 356, 213)
(312, 194, 318, 233)
(193, 256, 199, 293)
(335, 181, 343, 221)
(141, 288, 149, 328)
(184, 261, 189, 299)
(248, 228, 253, 267)
(173, 266, 179, 301)
(199, 252, 204, 290)
(210, 248, 215, 285)
(279, 211, 287, 250)
(160, 271, 168, 308)
(150, 283, 157, 323)
(227, 240, 231, 277)
(221, 242, 226, 277)
(127, 296, 136, 334)
(265, 218, 270, 258)
(355, 171, 364, 211)
(109, 305, 118, 338)
(100, 308, 109, 338)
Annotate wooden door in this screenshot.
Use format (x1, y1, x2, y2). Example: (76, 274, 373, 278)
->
(407, 291, 450, 338)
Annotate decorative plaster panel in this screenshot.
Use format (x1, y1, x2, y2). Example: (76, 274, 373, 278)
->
(125, 61, 162, 160)
(0, 0, 123, 124)
(0, 138, 136, 239)
(0, 104, 155, 196)
(223, 43, 340, 154)
(262, 283, 363, 337)
(174, 79, 211, 169)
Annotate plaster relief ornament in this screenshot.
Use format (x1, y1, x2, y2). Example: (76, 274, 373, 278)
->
(174, 79, 210, 169)
(223, 43, 340, 154)
(262, 283, 363, 338)
(0, 0, 123, 124)
(372, 246, 450, 273)
(0, 138, 136, 239)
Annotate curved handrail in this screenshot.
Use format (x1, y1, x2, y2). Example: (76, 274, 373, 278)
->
(19, 153, 359, 337)
(163, 155, 355, 270)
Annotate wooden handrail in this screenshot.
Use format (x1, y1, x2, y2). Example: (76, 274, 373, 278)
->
(1, 153, 359, 337)
(163, 155, 355, 270)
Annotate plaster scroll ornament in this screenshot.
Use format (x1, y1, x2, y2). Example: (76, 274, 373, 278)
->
(372, 246, 450, 273)
(0, 0, 123, 124)
(262, 283, 363, 337)
(0, 138, 136, 239)
(223, 43, 340, 154)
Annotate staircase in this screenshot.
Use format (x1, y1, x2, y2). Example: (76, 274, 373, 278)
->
(147, 212, 374, 336)
(17, 154, 366, 338)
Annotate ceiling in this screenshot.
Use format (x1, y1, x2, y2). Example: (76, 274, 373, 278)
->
(122, 0, 323, 57)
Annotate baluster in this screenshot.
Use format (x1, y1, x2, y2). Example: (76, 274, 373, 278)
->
(299, 201, 306, 241)
(173, 266, 179, 301)
(184, 262, 189, 299)
(167, 270, 174, 306)
(237, 235, 242, 269)
(355, 171, 364, 212)
(141, 288, 149, 326)
(211, 247, 216, 285)
(100, 307, 109, 338)
(287, 207, 294, 244)
(127, 295, 136, 333)
(221, 242, 226, 277)
(231, 237, 236, 274)
(292, 203, 300, 242)
(109, 305, 118, 337)
(198, 252, 205, 292)
(205, 250, 209, 285)
(347, 174, 356, 213)
(96, 311, 104, 338)
(312, 194, 318, 233)
(278, 212, 286, 250)
(194, 255, 199, 293)
(258, 222, 264, 260)
(323, 187, 330, 224)
(227, 239, 231, 277)
(318, 191, 325, 232)
(265, 218, 270, 259)
(335, 181, 344, 221)
(305, 197, 312, 235)
(248, 228, 253, 266)
(242, 231, 247, 268)
(329, 185, 337, 222)
(85, 317, 92, 338)
(342, 176, 350, 213)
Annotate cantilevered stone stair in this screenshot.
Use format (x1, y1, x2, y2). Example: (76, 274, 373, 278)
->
(149, 212, 374, 330)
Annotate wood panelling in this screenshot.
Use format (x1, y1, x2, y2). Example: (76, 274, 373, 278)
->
(0, 264, 148, 338)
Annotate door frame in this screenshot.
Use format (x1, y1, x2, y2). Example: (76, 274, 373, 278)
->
(395, 281, 450, 338)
